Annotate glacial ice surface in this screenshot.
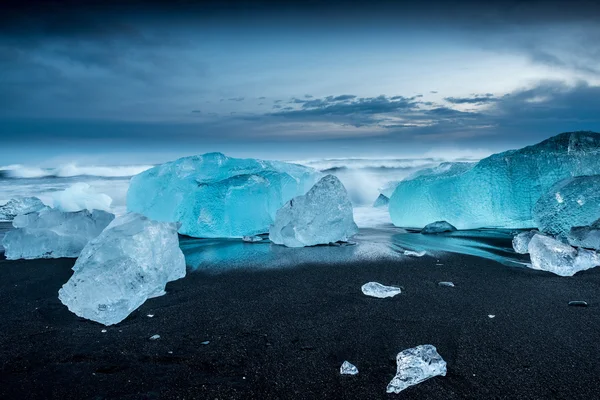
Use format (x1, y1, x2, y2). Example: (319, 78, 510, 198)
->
(269, 175, 358, 247)
(361, 282, 401, 298)
(527, 234, 600, 276)
(2, 208, 114, 259)
(389, 132, 600, 229)
(0, 196, 46, 221)
(512, 230, 541, 254)
(127, 152, 322, 238)
(533, 175, 600, 236)
(52, 182, 113, 212)
(421, 221, 457, 234)
(568, 220, 600, 250)
(387, 345, 447, 394)
(58, 213, 186, 326)
(340, 361, 359, 375)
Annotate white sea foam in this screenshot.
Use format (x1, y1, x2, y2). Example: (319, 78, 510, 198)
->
(0, 164, 153, 179)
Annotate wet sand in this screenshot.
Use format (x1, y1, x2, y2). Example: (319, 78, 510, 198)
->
(1, 248, 600, 399)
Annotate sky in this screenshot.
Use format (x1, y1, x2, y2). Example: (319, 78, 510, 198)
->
(1, 0, 600, 165)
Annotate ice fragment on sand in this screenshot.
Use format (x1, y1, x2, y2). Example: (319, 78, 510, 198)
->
(149, 334, 160, 341)
(361, 282, 401, 298)
(438, 282, 455, 287)
(512, 230, 542, 254)
(421, 221, 457, 234)
(0, 196, 46, 221)
(2, 208, 114, 260)
(242, 235, 263, 242)
(568, 301, 588, 307)
(404, 250, 426, 257)
(389, 132, 600, 229)
(201, 341, 210, 345)
(340, 361, 359, 375)
(488, 315, 495, 318)
(269, 175, 359, 247)
(58, 213, 186, 326)
(52, 183, 112, 212)
(386, 345, 447, 394)
(527, 234, 600, 277)
(127, 152, 322, 238)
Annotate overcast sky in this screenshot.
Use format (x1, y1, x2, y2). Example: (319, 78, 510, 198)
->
(1, 0, 600, 164)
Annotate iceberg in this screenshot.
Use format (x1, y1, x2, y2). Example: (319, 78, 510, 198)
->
(512, 230, 542, 254)
(387, 345, 447, 394)
(2, 208, 114, 260)
(52, 183, 112, 212)
(340, 361, 359, 375)
(269, 175, 358, 247)
(0, 196, 46, 221)
(127, 152, 322, 238)
(568, 220, 600, 250)
(533, 175, 600, 236)
(421, 221, 457, 234)
(58, 213, 185, 326)
(527, 234, 600, 276)
(361, 282, 401, 298)
(389, 132, 600, 229)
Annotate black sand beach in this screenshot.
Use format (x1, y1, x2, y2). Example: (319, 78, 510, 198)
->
(1, 245, 600, 399)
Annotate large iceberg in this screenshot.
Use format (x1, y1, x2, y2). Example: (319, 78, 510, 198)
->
(389, 132, 600, 229)
(52, 183, 113, 212)
(2, 208, 114, 259)
(527, 234, 600, 276)
(533, 175, 600, 236)
(0, 196, 46, 221)
(58, 213, 185, 326)
(127, 152, 322, 238)
(269, 175, 358, 247)
(387, 345, 447, 394)
(568, 220, 600, 250)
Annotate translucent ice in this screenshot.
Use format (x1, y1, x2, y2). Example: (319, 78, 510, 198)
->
(533, 175, 600, 236)
(58, 213, 185, 326)
(386, 345, 447, 394)
(0, 196, 46, 221)
(390, 132, 600, 229)
(269, 175, 359, 247)
(340, 361, 359, 375)
(2, 208, 114, 259)
(421, 221, 457, 234)
(127, 152, 322, 238)
(512, 230, 542, 254)
(527, 234, 600, 276)
(242, 235, 263, 243)
(568, 220, 600, 250)
(373, 194, 390, 208)
(361, 282, 401, 298)
(52, 182, 113, 212)
(438, 281, 455, 287)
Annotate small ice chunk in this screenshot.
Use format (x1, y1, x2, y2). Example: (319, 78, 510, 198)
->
(340, 361, 359, 375)
(421, 221, 457, 234)
(201, 341, 210, 345)
(52, 182, 112, 212)
(386, 345, 447, 394)
(147, 314, 155, 318)
(269, 175, 359, 247)
(101, 329, 107, 333)
(568, 301, 588, 307)
(568, 220, 600, 251)
(512, 230, 541, 254)
(488, 315, 495, 318)
(361, 282, 401, 298)
(58, 213, 186, 326)
(404, 250, 426, 257)
(0, 196, 46, 221)
(438, 281, 455, 287)
(2, 208, 114, 260)
(528, 234, 600, 277)
(242, 235, 263, 243)
(149, 334, 160, 341)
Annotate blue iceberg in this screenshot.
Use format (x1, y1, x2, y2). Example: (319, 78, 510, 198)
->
(0, 196, 47, 221)
(127, 152, 322, 238)
(389, 132, 600, 229)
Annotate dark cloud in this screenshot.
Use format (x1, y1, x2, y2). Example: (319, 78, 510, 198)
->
(444, 95, 498, 104)
(331, 94, 356, 101)
(228, 97, 245, 102)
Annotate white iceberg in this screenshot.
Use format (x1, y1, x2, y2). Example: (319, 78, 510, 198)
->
(387, 345, 447, 394)
(2, 208, 114, 259)
(52, 182, 112, 212)
(361, 282, 401, 298)
(269, 175, 358, 247)
(0, 196, 47, 221)
(58, 213, 186, 326)
(127, 152, 322, 238)
(527, 234, 600, 276)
